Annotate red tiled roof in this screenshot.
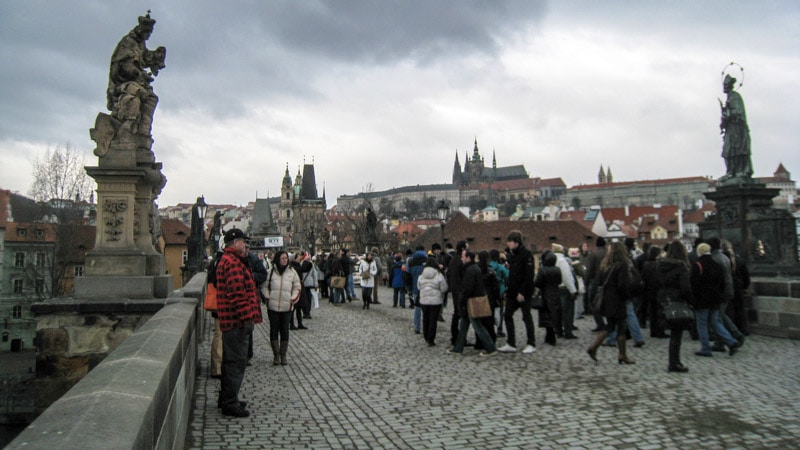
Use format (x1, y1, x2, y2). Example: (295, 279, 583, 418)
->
(161, 218, 191, 245)
(4, 222, 57, 242)
(0, 189, 9, 226)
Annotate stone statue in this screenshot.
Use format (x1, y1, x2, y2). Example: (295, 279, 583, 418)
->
(719, 74, 753, 182)
(106, 11, 166, 138)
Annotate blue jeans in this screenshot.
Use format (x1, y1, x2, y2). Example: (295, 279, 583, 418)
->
(696, 308, 736, 353)
(332, 288, 345, 304)
(714, 302, 744, 345)
(219, 322, 253, 410)
(605, 300, 644, 344)
(346, 274, 356, 299)
(393, 288, 406, 307)
(414, 303, 422, 332)
(454, 316, 496, 353)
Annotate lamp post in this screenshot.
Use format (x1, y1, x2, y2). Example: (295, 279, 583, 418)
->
(437, 200, 450, 248)
(185, 196, 208, 283)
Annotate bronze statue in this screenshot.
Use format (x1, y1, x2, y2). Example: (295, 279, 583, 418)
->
(106, 11, 166, 138)
(719, 73, 753, 182)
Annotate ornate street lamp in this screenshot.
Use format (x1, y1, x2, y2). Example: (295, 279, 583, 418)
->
(186, 196, 208, 281)
(437, 200, 450, 248)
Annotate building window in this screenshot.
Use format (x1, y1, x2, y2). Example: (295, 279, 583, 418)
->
(17, 228, 27, 237)
(15, 252, 25, 267)
(182, 250, 188, 263)
(13, 279, 24, 294)
(35, 279, 45, 295)
(12, 305, 23, 319)
(286, 209, 291, 218)
(36, 252, 46, 267)
(74, 265, 84, 277)
(35, 228, 44, 238)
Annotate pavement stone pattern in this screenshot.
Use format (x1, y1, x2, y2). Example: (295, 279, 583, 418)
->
(186, 286, 800, 449)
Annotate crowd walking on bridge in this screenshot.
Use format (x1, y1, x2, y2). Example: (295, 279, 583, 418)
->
(205, 227, 749, 419)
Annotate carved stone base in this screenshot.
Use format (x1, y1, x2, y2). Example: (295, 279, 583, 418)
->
(74, 275, 168, 299)
(700, 181, 799, 275)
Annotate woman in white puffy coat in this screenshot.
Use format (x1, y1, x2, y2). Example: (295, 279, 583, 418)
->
(358, 253, 379, 310)
(261, 250, 301, 366)
(417, 256, 449, 347)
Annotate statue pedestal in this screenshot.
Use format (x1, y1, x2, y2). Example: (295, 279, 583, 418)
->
(700, 181, 799, 276)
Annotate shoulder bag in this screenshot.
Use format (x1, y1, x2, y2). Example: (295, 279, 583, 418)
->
(467, 295, 492, 318)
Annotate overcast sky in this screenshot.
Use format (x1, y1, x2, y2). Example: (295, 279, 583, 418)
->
(1, 1, 798, 208)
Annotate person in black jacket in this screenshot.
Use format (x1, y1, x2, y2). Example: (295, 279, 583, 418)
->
(247, 247, 268, 364)
(289, 252, 309, 330)
(691, 243, 741, 357)
(657, 240, 694, 372)
(534, 251, 562, 346)
(498, 230, 537, 354)
(641, 246, 669, 338)
(447, 241, 468, 347)
(449, 250, 497, 355)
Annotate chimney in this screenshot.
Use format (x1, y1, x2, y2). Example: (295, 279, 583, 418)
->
(677, 208, 684, 237)
(624, 205, 630, 217)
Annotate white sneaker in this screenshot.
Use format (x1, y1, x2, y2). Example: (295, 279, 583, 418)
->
(498, 344, 517, 353)
(522, 345, 537, 354)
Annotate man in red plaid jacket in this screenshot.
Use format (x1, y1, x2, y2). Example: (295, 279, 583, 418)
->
(215, 228, 263, 418)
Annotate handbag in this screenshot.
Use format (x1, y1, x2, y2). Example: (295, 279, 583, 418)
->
(663, 298, 693, 328)
(530, 291, 544, 310)
(330, 275, 346, 289)
(467, 295, 492, 318)
(204, 283, 218, 311)
(361, 270, 372, 280)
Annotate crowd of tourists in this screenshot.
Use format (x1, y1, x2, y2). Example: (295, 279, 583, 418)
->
(205, 227, 749, 418)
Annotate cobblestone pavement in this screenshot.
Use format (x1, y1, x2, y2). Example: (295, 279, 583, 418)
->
(186, 286, 800, 449)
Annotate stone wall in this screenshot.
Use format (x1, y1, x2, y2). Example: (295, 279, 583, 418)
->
(749, 277, 800, 340)
(9, 272, 206, 449)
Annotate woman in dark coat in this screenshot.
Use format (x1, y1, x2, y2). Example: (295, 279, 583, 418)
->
(657, 240, 694, 372)
(534, 251, 562, 346)
(641, 246, 669, 338)
(587, 242, 641, 364)
(451, 250, 497, 355)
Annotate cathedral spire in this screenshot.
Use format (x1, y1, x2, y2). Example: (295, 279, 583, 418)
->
(452, 150, 463, 185)
(598, 165, 606, 184)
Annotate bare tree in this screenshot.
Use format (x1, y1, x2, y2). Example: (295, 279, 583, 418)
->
(29, 143, 94, 203)
(28, 143, 95, 297)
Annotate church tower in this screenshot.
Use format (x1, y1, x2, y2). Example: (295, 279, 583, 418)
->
(452, 151, 462, 185)
(606, 166, 613, 183)
(278, 164, 294, 237)
(598, 165, 607, 184)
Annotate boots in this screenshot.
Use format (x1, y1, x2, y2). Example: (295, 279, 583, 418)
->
(279, 341, 289, 366)
(587, 331, 609, 361)
(617, 335, 636, 364)
(545, 328, 556, 346)
(271, 340, 280, 366)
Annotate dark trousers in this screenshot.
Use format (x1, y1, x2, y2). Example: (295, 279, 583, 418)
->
(473, 316, 497, 350)
(668, 327, 684, 367)
(421, 304, 442, 344)
(450, 311, 461, 346)
(268, 309, 291, 342)
(559, 288, 574, 336)
(290, 305, 304, 328)
(362, 287, 373, 309)
(504, 296, 536, 347)
(220, 323, 253, 409)
(320, 279, 329, 298)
